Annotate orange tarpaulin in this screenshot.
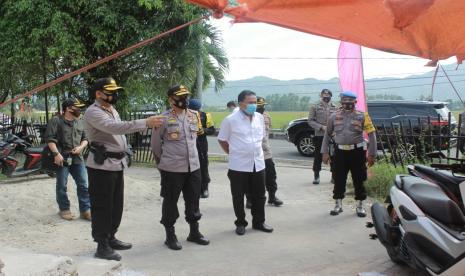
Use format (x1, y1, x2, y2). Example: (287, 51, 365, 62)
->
(187, 0, 465, 64)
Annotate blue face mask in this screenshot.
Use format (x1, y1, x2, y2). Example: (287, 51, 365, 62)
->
(245, 104, 257, 115)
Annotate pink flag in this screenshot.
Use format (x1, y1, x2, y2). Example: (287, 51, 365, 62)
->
(337, 41, 366, 112)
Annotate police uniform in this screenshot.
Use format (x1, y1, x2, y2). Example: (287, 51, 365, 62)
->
(188, 99, 215, 198)
(308, 91, 338, 184)
(321, 91, 377, 217)
(257, 97, 283, 206)
(151, 85, 209, 250)
(84, 77, 154, 261)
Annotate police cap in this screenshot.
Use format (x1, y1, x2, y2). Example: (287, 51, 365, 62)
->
(167, 85, 191, 97)
(340, 91, 357, 99)
(257, 97, 267, 107)
(62, 98, 85, 111)
(92, 77, 123, 93)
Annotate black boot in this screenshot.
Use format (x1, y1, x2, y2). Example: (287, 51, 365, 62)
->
(268, 193, 283, 206)
(109, 237, 132, 250)
(313, 171, 320, 185)
(165, 226, 182, 250)
(95, 239, 122, 261)
(200, 189, 209, 198)
(187, 222, 210, 245)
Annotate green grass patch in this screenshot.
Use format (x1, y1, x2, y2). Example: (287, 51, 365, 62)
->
(365, 161, 407, 200)
(208, 111, 308, 130)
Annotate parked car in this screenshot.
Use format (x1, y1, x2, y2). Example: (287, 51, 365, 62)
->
(285, 100, 457, 157)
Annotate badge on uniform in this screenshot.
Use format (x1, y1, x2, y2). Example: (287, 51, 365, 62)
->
(170, 132, 179, 139)
(168, 118, 177, 123)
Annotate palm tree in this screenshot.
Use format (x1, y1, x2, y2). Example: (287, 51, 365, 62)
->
(169, 21, 229, 99)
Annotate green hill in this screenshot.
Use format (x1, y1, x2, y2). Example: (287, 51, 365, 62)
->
(202, 63, 465, 107)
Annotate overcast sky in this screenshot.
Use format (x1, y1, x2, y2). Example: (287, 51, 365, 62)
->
(211, 17, 457, 81)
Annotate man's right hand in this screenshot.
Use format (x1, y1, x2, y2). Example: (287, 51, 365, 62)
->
(146, 116, 165, 128)
(322, 153, 330, 164)
(54, 153, 64, 167)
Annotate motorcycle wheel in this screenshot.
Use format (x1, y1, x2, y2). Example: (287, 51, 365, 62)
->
(371, 202, 406, 265)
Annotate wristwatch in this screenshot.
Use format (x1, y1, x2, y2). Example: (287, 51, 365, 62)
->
(52, 151, 59, 157)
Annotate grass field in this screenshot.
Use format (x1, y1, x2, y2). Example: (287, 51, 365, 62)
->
(208, 111, 308, 130)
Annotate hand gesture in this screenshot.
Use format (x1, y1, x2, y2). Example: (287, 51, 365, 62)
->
(146, 116, 165, 129)
(71, 146, 83, 155)
(54, 153, 64, 167)
(322, 153, 330, 164)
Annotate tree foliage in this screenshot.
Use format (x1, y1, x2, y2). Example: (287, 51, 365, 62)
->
(265, 93, 311, 111)
(0, 0, 228, 116)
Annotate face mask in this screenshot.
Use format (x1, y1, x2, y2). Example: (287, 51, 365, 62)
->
(342, 102, 355, 110)
(103, 92, 118, 105)
(173, 97, 189, 109)
(244, 104, 257, 115)
(322, 97, 331, 103)
(256, 106, 265, 114)
(70, 108, 81, 118)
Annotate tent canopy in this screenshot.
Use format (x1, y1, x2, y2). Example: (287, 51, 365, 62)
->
(187, 0, 465, 64)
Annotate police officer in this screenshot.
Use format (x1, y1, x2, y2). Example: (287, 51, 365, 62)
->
(308, 89, 337, 184)
(188, 99, 215, 198)
(84, 77, 163, 261)
(256, 97, 283, 206)
(321, 91, 376, 217)
(151, 85, 209, 250)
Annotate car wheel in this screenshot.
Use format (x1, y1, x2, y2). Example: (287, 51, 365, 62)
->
(297, 133, 315, 157)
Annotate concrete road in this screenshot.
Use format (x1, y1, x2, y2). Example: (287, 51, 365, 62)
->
(120, 164, 415, 276)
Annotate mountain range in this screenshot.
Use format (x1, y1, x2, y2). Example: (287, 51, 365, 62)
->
(202, 63, 465, 107)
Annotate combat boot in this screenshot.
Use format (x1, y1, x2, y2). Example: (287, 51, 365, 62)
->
(313, 171, 320, 185)
(94, 239, 121, 261)
(356, 200, 367, 217)
(165, 226, 182, 250)
(330, 199, 343, 216)
(186, 222, 210, 245)
(268, 193, 283, 206)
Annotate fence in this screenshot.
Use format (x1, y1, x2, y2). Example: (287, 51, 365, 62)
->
(375, 113, 462, 167)
(1, 112, 463, 165)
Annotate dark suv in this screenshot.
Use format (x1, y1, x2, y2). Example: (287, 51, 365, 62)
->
(285, 100, 457, 157)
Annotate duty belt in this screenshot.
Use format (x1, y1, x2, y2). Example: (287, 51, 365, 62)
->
(337, 142, 366, 151)
(105, 151, 126, 159)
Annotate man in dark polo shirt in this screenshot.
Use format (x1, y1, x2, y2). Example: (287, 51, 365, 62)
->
(45, 98, 91, 221)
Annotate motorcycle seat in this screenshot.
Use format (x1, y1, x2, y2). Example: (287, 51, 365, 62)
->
(25, 147, 43, 154)
(401, 176, 465, 227)
(413, 164, 463, 200)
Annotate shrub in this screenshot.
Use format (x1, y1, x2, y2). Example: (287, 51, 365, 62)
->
(365, 161, 407, 200)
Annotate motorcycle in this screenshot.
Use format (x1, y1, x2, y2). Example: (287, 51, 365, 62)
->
(369, 158, 465, 275)
(0, 128, 54, 178)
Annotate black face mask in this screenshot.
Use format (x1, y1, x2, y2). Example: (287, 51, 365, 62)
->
(322, 97, 331, 103)
(256, 106, 265, 114)
(342, 102, 355, 110)
(70, 108, 81, 118)
(173, 97, 189, 109)
(102, 92, 118, 105)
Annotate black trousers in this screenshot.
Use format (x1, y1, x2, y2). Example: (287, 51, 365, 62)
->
(159, 169, 202, 228)
(197, 136, 211, 192)
(228, 168, 266, 227)
(313, 135, 335, 173)
(333, 147, 367, 200)
(265, 158, 278, 195)
(87, 167, 124, 242)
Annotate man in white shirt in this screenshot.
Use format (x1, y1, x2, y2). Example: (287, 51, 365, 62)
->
(218, 90, 274, 235)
